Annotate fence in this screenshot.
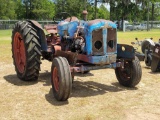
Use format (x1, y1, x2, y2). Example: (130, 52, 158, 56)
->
(0, 20, 54, 30)
(0, 20, 160, 30)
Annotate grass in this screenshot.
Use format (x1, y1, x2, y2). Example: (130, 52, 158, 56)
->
(0, 30, 12, 63)
(118, 29, 160, 44)
(0, 29, 12, 41)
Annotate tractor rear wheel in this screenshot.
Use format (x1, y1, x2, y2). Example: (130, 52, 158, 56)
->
(12, 21, 41, 81)
(115, 57, 142, 87)
(51, 57, 72, 101)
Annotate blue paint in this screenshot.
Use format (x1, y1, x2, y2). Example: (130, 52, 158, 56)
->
(103, 29, 107, 54)
(57, 19, 118, 60)
(84, 54, 117, 65)
(58, 21, 79, 38)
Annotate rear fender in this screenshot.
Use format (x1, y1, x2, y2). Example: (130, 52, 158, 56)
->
(117, 44, 135, 59)
(141, 39, 155, 54)
(27, 20, 47, 51)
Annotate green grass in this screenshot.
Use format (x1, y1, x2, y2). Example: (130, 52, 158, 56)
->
(0, 30, 12, 63)
(0, 30, 12, 41)
(0, 29, 12, 37)
(118, 29, 160, 44)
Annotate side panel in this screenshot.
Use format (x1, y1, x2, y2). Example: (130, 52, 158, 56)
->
(77, 54, 117, 65)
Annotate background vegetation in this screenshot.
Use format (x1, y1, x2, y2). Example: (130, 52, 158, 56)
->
(0, 0, 160, 22)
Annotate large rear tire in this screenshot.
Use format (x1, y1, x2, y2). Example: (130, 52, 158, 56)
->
(115, 57, 142, 87)
(12, 21, 41, 81)
(51, 57, 72, 101)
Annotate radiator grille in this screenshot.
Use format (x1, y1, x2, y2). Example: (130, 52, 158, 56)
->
(107, 28, 116, 53)
(92, 29, 103, 55)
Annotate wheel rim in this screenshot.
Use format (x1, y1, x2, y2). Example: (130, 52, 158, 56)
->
(52, 67, 59, 92)
(13, 32, 26, 73)
(118, 61, 131, 80)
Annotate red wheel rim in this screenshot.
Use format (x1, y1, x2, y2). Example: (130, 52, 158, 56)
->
(13, 32, 26, 73)
(52, 67, 59, 92)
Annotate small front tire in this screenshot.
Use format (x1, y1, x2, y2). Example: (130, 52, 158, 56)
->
(115, 57, 142, 87)
(51, 57, 72, 101)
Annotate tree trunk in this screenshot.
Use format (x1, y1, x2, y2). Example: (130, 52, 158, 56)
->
(95, 0, 97, 19)
(121, 16, 124, 31)
(110, 1, 114, 21)
(151, 3, 154, 28)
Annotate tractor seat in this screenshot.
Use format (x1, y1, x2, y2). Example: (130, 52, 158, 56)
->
(44, 24, 58, 34)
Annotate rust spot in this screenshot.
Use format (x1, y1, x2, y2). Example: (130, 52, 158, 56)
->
(44, 24, 58, 34)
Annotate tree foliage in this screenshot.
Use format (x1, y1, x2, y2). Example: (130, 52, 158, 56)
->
(0, 0, 159, 22)
(0, 0, 16, 19)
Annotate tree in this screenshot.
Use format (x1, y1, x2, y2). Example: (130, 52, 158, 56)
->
(149, 0, 160, 28)
(0, 0, 16, 19)
(97, 4, 109, 19)
(21, 0, 55, 20)
(15, 0, 26, 19)
(54, 0, 100, 20)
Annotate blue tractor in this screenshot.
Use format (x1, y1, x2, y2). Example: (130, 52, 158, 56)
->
(12, 12, 142, 101)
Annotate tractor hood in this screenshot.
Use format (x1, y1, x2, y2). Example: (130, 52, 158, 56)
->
(85, 19, 117, 32)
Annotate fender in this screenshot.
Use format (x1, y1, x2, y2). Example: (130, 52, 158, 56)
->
(141, 38, 155, 54)
(27, 20, 48, 51)
(117, 44, 135, 59)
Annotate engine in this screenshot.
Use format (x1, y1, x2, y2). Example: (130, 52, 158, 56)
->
(71, 36, 85, 53)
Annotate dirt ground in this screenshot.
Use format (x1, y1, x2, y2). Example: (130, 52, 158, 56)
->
(0, 59, 160, 120)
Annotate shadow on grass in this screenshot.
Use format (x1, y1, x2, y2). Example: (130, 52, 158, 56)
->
(45, 89, 69, 106)
(74, 72, 94, 77)
(4, 71, 138, 106)
(3, 70, 51, 86)
(3, 74, 38, 86)
(144, 66, 151, 69)
(148, 71, 160, 74)
(3, 70, 95, 86)
(45, 80, 138, 106)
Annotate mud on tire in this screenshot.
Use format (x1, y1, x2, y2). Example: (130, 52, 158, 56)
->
(115, 56, 142, 87)
(12, 21, 41, 81)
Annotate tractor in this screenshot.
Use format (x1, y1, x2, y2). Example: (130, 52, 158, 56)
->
(131, 37, 160, 72)
(12, 11, 142, 101)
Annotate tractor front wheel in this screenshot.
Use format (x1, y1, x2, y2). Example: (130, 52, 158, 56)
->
(115, 57, 142, 87)
(51, 57, 72, 101)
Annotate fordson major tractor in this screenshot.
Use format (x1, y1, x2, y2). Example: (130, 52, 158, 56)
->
(11, 11, 142, 101)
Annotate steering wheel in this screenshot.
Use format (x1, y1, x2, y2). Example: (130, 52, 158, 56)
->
(53, 12, 72, 23)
